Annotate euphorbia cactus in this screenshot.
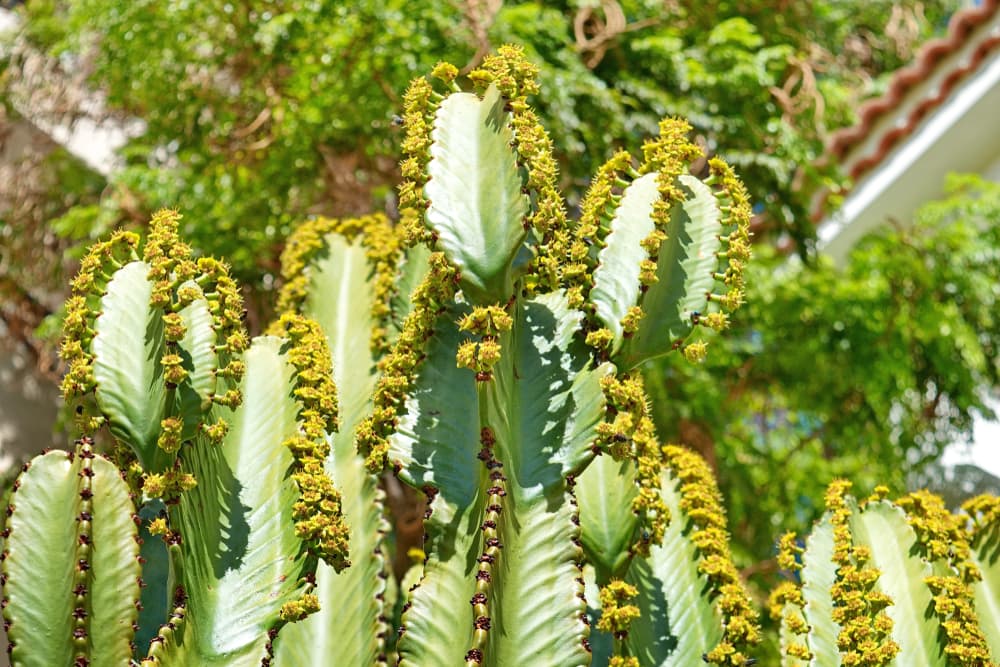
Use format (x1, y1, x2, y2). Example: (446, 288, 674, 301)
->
(2, 211, 350, 666)
(265, 46, 758, 666)
(21, 45, 1000, 667)
(769, 482, 1000, 666)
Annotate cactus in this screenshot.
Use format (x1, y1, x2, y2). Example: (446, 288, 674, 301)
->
(769, 482, 1000, 666)
(264, 46, 757, 666)
(2, 210, 350, 666)
(5, 45, 998, 667)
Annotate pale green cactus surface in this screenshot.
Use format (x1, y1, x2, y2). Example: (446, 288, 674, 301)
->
(770, 483, 1000, 666)
(2, 46, 998, 667)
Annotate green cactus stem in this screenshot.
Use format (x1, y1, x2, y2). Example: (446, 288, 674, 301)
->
(771, 482, 1000, 666)
(60, 209, 248, 474)
(1, 438, 141, 667)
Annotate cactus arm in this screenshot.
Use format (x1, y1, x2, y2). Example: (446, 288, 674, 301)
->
(422, 84, 530, 304)
(65, 212, 249, 473)
(576, 455, 640, 579)
(91, 260, 170, 469)
(588, 174, 660, 355)
(393, 292, 606, 666)
(849, 501, 945, 667)
(621, 469, 724, 666)
(160, 336, 329, 665)
(798, 518, 840, 666)
(270, 220, 393, 666)
(617, 176, 724, 368)
(1, 444, 141, 667)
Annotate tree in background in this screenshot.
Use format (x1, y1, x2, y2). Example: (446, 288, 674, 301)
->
(3, 0, 955, 303)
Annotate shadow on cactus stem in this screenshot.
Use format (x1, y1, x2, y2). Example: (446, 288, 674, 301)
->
(2, 45, 999, 667)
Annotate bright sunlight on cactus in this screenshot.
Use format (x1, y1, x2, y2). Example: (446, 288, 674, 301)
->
(4, 45, 998, 667)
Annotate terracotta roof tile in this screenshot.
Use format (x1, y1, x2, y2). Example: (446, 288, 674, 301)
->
(828, 0, 1000, 178)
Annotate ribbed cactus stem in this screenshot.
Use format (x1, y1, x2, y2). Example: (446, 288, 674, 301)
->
(662, 445, 760, 664)
(463, 427, 507, 666)
(2, 439, 142, 667)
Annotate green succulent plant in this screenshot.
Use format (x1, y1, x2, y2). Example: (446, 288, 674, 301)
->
(770, 482, 1000, 666)
(4, 45, 999, 667)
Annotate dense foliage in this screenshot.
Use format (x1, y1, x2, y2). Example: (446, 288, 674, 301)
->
(3, 0, 956, 294)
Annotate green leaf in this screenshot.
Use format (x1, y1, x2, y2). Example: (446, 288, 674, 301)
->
(272, 230, 389, 666)
(849, 501, 945, 667)
(619, 175, 723, 368)
(423, 85, 530, 304)
(393, 292, 606, 666)
(798, 516, 840, 667)
(92, 260, 168, 468)
(625, 470, 723, 666)
(2, 448, 140, 667)
(577, 454, 639, 580)
(590, 173, 660, 354)
(968, 522, 1000, 658)
(165, 337, 314, 666)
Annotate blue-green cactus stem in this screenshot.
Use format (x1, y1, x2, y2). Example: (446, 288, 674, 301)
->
(139, 578, 188, 665)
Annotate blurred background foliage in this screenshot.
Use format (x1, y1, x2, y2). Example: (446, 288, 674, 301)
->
(3, 0, 998, 638)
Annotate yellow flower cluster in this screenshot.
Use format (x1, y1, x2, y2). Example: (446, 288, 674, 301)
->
(641, 118, 703, 256)
(704, 158, 752, 320)
(566, 151, 633, 309)
(141, 468, 197, 501)
(596, 580, 641, 637)
(663, 445, 761, 665)
(767, 581, 812, 661)
(768, 534, 812, 661)
(824, 480, 899, 666)
(962, 494, 1000, 545)
(596, 373, 669, 551)
(273, 313, 350, 573)
(397, 76, 438, 247)
(455, 304, 514, 381)
(356, 253, 458, 472)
